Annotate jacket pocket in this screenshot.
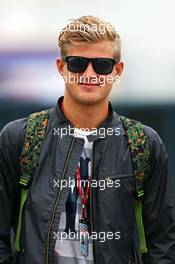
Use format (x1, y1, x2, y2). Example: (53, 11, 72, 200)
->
(96, 173, 135, 191)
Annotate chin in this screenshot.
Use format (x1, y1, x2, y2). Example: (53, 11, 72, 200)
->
(76, 94, 104, 105)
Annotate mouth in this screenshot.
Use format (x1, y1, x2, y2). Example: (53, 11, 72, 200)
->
(78, 83, 101, 87)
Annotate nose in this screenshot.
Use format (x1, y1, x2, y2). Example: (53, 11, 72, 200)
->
(82, 62, 96, 76)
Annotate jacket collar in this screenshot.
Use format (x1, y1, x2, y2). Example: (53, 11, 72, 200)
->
(53, 96, 126, 140)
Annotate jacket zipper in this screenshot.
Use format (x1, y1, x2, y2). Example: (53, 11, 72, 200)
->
(45, 137, 75, 264)
(90, 142, 96, 264)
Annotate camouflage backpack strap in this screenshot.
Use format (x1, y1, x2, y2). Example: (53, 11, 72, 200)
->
(120, 116, 150, 254)
(14, 108, 52, 253)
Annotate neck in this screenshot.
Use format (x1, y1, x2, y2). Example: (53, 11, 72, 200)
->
(61, 96, 110, 130)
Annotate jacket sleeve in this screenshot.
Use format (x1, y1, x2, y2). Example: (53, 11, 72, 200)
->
(0, 119, 27, 264)
(142, 126, 175, 264)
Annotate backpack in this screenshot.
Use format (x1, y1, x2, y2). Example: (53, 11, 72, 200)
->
(14, 108, 150, 258)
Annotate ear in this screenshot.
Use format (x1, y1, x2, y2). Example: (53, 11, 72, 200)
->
(56, 58, 65, 76)
(114, 62, 124, 76)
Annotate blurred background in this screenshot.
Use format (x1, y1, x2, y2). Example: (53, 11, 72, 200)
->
(0, 0, 175, 187)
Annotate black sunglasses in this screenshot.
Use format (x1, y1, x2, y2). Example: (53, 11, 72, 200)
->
(64, 56, 118, 75)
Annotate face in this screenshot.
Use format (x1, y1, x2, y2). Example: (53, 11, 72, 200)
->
(56, 40, 123, 105)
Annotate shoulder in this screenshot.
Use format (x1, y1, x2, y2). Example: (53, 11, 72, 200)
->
(119, 114, 168, 163)
(0, 117, 28, 153)
(119, 114, 167, 155)
(142, 124, 167, 158)
(141, 124, 168, 176)
(0, 107, 53, 150)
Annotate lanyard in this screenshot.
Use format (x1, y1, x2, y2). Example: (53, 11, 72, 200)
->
(76, 167, 91, 220)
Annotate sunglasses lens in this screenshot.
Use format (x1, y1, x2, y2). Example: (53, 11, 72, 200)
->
(65, 56, 116, 75)
(93, 58, 115, 75)
(66, 57, 88, 73)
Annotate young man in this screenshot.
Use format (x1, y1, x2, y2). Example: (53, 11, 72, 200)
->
(0, 15, 175, 264)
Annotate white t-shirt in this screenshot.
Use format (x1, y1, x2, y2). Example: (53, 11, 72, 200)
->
(54, 128, 94, 264)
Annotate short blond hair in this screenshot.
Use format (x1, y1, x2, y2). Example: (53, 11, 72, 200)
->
(58, 15, 121, 61)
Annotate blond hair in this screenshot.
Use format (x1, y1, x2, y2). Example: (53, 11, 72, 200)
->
(58, 15, 121, 61)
